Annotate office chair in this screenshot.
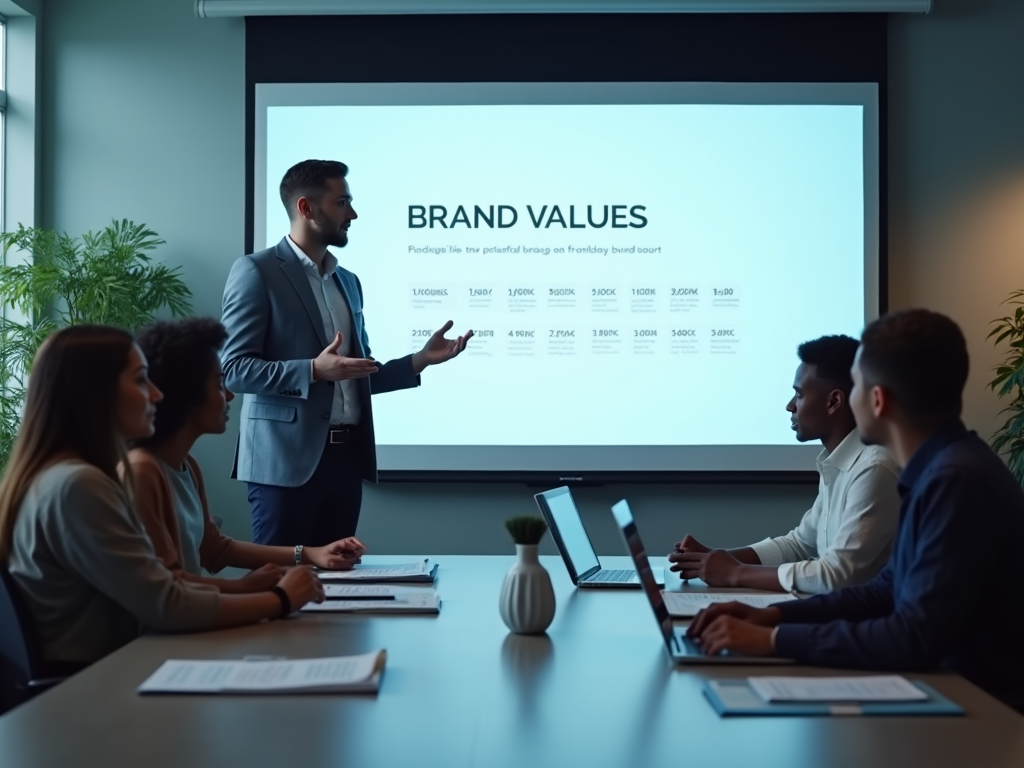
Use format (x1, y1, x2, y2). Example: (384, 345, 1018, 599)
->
(0, 568, 71, 714)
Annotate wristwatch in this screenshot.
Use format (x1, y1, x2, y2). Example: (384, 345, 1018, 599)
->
(294, 544, 304, 566)
(270, 586, 291, 619)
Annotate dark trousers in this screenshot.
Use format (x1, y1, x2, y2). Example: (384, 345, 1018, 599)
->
(247, 432, 364, 546)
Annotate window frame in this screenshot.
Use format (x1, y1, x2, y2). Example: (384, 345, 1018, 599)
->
(0, 14, 7, 236)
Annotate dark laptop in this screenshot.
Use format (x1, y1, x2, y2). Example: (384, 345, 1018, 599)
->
(611, 499, 792, 665)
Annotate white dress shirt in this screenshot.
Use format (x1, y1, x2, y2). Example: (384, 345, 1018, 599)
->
(748, 428, 900, 594)
(286, 236, 362, 426)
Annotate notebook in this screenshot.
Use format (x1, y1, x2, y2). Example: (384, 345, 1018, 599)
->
(317, 560, 438, 583)
(137, 650, 386, 695)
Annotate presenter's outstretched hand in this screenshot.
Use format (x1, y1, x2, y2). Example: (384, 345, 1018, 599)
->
(308, 536, 367, 570)
(412, 321, 474, 374)
(277, 566, 325, 611)
(313, 332, 379, 382)
(687, 603, 782, 639)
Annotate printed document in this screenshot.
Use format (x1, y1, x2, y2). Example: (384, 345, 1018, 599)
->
(748, 675, 929, 703)
(138, 650, 386, 695)
(302, 589, 441, 614)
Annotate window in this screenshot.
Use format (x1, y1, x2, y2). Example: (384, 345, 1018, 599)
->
(0, 15, 6, 233)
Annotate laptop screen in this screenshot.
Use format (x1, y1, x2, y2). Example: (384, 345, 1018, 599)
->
(611, 500, 675, 650)
(534, 487, 601, 583)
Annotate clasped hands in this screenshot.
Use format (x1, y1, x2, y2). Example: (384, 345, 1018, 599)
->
(312, 321, 473, 382)
(667, 533, 744, 586)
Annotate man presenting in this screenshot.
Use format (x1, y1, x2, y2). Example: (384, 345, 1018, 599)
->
(669, 335, 900, 594)
(222, 159, 472, 546)
(686, 310, 1024, 714)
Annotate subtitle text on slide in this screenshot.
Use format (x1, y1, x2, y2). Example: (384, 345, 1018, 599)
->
(407, 245, 663, 256)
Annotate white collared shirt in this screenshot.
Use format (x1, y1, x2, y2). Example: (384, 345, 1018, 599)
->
(748, 428, 900, 594)
(286, 236, 361, 425)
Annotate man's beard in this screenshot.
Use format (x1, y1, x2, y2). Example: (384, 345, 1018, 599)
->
(314, 210, 348, 248)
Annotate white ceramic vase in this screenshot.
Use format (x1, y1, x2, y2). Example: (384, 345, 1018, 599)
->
(499, 544, 556, 634)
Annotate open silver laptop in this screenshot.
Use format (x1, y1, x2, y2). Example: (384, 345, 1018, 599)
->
(535, 486, 661, 589)
(611, 499, 792, 665)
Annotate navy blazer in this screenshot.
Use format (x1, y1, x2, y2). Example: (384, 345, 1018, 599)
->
(774, 421, 1024, 713)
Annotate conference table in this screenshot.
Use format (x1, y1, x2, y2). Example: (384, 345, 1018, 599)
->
(0, 555, 1021, 768)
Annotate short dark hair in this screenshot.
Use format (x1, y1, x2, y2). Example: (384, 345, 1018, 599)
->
(279, 159, 349, 219)
(797, 334, 860, 396)
(858, 309, 968, 425)
(133, 318, 228, 447)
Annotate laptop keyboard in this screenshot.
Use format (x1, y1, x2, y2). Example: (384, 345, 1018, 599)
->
(678, 634, 704, 655)
(675, 630, 738, 658)
(589, 569, 636, 583)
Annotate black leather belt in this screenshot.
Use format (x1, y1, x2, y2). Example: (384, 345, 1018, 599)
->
(328, 426, 357, 444)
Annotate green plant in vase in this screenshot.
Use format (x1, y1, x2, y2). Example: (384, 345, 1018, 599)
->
(504, 515, 549, 546)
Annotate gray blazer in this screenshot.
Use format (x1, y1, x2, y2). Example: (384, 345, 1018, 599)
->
(221, 238, 419, 487)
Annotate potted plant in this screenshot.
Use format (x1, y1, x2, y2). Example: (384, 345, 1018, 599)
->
(988, 289, 1024, 485)
(0, 220, 192, 471)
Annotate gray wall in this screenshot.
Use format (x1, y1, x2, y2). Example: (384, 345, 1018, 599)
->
(38, 0, 1024, 555)
(887, 0, 1024, 439)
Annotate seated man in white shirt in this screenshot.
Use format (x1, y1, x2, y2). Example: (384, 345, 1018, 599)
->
(668, 335, 900, 594)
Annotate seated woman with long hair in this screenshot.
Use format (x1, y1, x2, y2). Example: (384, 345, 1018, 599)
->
(0, 325, 324, 667)
(128, 318, 365, 591)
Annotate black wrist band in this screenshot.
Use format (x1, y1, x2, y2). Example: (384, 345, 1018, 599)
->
(270, 585, 291, 619)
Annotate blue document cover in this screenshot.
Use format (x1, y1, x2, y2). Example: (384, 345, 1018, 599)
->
(703, 679, 964, 717)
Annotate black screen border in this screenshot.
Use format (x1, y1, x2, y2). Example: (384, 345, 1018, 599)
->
(245, 13, 887, 485)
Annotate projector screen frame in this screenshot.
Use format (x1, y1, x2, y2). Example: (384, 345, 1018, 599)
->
(245, 12, 887, 485)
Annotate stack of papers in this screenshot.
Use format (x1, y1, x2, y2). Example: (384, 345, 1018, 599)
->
(302, 584, 441, 614)
(748, 676, 930, 703)
(137, 650, 386, 695)
(663, 590, 796, 617)
(317, 560, 438, 583)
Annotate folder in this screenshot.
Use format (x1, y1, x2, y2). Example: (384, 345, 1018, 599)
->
(703, 678, 964, 717)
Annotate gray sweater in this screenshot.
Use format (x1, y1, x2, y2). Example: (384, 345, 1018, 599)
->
(7, 460, 220, 664)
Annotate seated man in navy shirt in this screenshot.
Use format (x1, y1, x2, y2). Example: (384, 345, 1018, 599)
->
(687, 309, 1024, 713)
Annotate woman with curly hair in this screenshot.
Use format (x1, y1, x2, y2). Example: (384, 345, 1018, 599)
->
(128, 317, 365, 592)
